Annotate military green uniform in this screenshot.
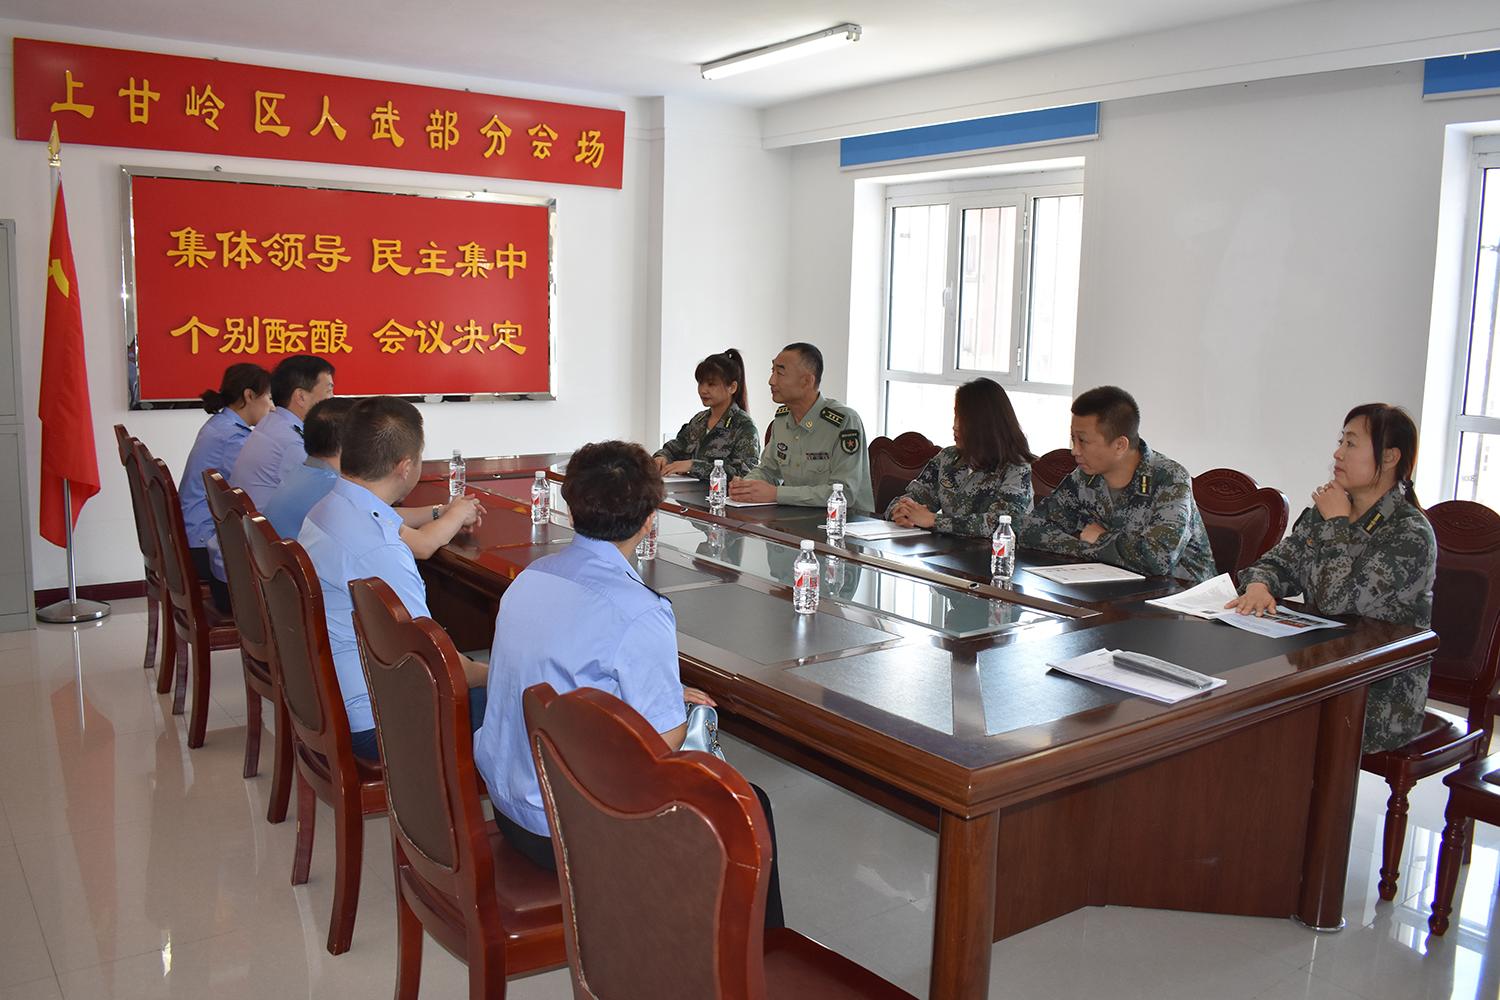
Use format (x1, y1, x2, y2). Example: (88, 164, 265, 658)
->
(1018, 439, 1217, 583)
(744, 395, 874, 513)
(1238, 485, 1436, 752)
(654, 403, 760, 480)
(885, 447, 1033, 538)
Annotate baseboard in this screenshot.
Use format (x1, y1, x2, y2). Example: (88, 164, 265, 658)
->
(33, 580, 148, 607)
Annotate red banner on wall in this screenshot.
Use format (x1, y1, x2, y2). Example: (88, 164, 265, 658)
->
(126, 171, 554, 405)
(15, 38, 625, 189)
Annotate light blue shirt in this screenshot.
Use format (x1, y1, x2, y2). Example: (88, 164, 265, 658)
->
(474, 534, 687, 836)
(178, 408, 252, 550)
(263, 457, 339, 539)
(299, 478, 428, 734)
(231, 407, 306, 509)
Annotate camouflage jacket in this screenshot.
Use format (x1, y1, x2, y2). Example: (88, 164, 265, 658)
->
(1018, 440, 1217, 583)
(1238, 486, 1436, 752)
(654, 404, 761, 481)
(884, 447, 1034, 539)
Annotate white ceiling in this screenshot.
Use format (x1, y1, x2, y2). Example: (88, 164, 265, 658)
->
(5, 0, 1322, 107)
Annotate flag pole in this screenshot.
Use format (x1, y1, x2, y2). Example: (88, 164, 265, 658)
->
(36, 123, 107, 625)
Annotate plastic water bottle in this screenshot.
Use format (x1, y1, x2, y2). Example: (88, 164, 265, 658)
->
(530, 471, 550, 525)
(448, 450, 466, 502)
(991, 514, 1016, 580)
(793, 540, 820, 615)
(708, 459, 727, 514)
(826, 482, 847, 538)
(636, 514, 658, 561)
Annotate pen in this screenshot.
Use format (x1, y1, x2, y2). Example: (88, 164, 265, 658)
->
(1110, 651, 1215, 690)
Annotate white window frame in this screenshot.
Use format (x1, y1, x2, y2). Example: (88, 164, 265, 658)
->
(879, 174, 1083, 437)
(1449, 140, 1500, 499)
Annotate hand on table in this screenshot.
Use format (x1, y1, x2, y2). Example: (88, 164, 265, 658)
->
(889, 497, 935, 528)
(660, 459, 694, 477)
(683, 686, 717, 707)
(441, 495, 485, 529)
(1224, 582, 1278, 617)
(728, 478, 777, 504)
(1079, 522, 1107, 544)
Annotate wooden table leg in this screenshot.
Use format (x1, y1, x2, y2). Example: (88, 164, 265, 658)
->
(930, 808, 1000, 1000)
(1296, 685, 1369, 930)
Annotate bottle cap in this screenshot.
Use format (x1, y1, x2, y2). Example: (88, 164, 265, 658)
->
(998, 514, 1012, 523)
(534, 470, 545, 478)
(832, 483, 843, 491)
(714, 459, 723, 466)
(800, 539, 816, 550)
(452, 449, 462, 458)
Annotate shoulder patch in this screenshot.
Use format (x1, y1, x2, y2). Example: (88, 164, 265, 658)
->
(820, 406, 846, 427)
(775, 404, 790, 417)
(839, 428, 861, 455)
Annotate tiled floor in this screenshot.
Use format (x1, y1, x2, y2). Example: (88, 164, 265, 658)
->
(2, 599, 1498, 999)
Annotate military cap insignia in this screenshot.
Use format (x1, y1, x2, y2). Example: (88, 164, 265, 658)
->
(775, 404, 790, 417)
(839, 429, 860, 455)
(1362, 511, 1385, 535)
(820, 406, 846, 427)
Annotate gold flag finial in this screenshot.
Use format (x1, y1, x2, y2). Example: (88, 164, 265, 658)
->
(47, 122, 61, 168)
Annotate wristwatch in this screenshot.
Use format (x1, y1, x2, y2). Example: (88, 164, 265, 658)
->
(431, 505, 441, 521)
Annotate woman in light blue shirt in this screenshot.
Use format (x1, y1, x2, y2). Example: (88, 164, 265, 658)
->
(180, 363, 271, 611)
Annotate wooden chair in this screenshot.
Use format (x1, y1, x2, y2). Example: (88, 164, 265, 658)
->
(1428, 751, 1500, 935)
(1030, 448, 1076, 500)
(1360, 499, 1500, 902)
(115, 425, 164, 674)
(350, 578, 565, 998)
(1191, 468, 1290, 579)
(524, 683, 916, 999)
(243, 516, 386, 955)
(138, 445, 239, 749)
(868, 432, 941, 515)
(203, 472, 292, 823)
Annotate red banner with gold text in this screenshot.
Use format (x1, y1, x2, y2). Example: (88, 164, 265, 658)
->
(15, 38, 624, 189)
(127, 172, 553, 404)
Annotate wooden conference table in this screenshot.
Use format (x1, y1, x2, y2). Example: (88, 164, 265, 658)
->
(410, 460, 1437, 1000)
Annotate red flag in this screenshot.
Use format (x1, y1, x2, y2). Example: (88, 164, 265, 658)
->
(38, 182, 100, 547)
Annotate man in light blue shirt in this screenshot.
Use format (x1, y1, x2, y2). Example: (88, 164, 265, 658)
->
(231, 355, 335, 508)
(263, 397, 354, 539)
(298, 396, 487, 760)
(472, 440, 781, 925)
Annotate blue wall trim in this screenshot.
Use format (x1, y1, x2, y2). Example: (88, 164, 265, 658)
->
(1424, 50, 1500, 97)
(839, 103, 1099, 168)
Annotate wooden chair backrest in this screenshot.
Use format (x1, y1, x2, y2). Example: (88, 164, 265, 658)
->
(1191, 468, 1290, 578)
(1427, 501, 1500, 730)
(868, 432, 941, 515)
(1030, 449, 1076, 500)
(203, 471, 269, 660)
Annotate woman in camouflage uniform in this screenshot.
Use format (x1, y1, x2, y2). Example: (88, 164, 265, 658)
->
(653, 348, 761, 481)
(887, 377, 1037, 538)
(1227, 403, 1436, 752)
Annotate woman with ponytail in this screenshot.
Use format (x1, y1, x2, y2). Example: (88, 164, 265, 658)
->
(653, 348, 761, 480)
(179, 363, 272, 610)
(1226, 403, 1435, 751)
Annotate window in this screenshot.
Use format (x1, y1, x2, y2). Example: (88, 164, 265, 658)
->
(1455, 150, 1500, 506)
(883, 177, 1082, 454)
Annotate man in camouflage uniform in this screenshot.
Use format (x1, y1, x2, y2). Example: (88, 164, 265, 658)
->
(731, 343, 875, 513)
(1019, 386, 1216, 583)
(1235, 484, 1435, 752)
(654, 402, 761, 480)
(886, 447, 1033, 538)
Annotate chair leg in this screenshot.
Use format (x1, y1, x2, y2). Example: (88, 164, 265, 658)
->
(242, 676, 263, 779)
(394, 885, 424, 1000)
(157, 619, 179, 696)
(292, 768, 315, 886)
(142, 590, 160, 671)
(1377, 775, 1416, 901)
(467, 938, 506, 1000)
(326, 785, 365, 955)
(1429, 807, 1472, 935)
(266, 702, 293, 825)
(186, 634, 212, 750)
(169, 639, 188, 713)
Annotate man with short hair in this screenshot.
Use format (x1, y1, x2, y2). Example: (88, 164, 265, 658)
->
(298, 396, 486, 761)
(1021, 385, 1216, 582)
(729, 342, 874, 512)
(230, 354, 335, 507)
(474, 440, 783, 927)
(262, 397, 355, 539)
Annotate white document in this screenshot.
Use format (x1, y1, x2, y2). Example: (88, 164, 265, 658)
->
(723, 498, 777, 507)
(1028, 563, 1146, 584)
(1214, 607, 1344, 638)
(841, 519, 929, 540)
(661, 475, 698, 483)
(1047, 648, 1226, 704)
(1145, 573, 1242, 619)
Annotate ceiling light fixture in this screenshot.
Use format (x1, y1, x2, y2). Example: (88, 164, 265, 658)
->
(700, 23, 862, 81)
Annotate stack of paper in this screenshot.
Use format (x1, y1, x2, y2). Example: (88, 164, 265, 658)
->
(1047, 648, 1227, 704)
(1146, 574, 1345, 638)
(1028, 563, 1145, 584)
(841, 519, 929, 541)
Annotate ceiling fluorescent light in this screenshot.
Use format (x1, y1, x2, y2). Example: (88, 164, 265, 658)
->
(701, 24, 862, 81)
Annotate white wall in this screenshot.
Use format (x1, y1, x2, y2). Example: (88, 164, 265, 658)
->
(785, 62, 1500, 514)
(3, 27, 652, 590)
